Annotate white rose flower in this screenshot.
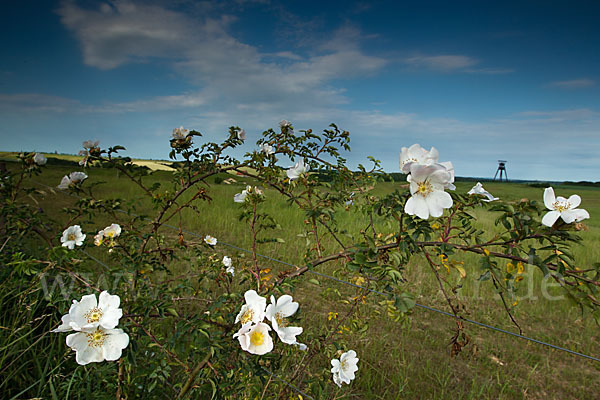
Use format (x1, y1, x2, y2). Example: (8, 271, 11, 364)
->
(57, 172, 87, 189)
(404, 164, 453, 220)
(286, 159, 307, 181)
(295, 342, 308, 351)
(542, 187, 590, 227)
(33, 153, 47, 165)
(279, 120, 291, 129)
(234, 186, 263, 202)
(82, 140, 100, 149)
(69, 171, 88, 184)
(95, 223, 121, 248)
(438, 161, 455, 190)
(66, 327, 129, 365)
(235, 289, 267, 325)
(102, 223, 121, 239)
(172, 126, 189, 140)
(467, 182, 499, 202)
(265, 295, 303, 345)
(333, 370, 343, 387)
(222, 256, 234, 275)
(236, 129, 246, 140)
(204, 235, 217, 246)
(61, 225, 86, 249)
(53, 291, 123, 332)
(57, 175, 72, 190)
(259, 143, 274, 155)
(399, 144, 439, 173)
(331, 350, 359, 387)
(94, 231, 104, 246)
(222, 256, 232, 267)
(233, 322, 273, 355)
(345, 192, 355, 206)
(401, 144, 455, 190)
(234, 185, 251, 203)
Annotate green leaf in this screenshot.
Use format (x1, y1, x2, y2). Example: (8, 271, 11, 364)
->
(394, 292, 416, 313)
(478, 270, 491, 281)
(166, 308, 179, 317)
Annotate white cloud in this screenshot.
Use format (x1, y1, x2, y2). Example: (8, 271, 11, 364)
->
(547, 79, 596, 89)
(464, 67, 514, 75)
(402, 55, 512, 75)
(0, 91, 210, 114)
(57, 0, 386, 112)
(404, 55, 478, 71)
(58, 1, 197, 70)
(105, 92, 210, 112)
(0, 93, 82, 113)
(40, 2, 596, 181)
(513, 108, 600, 123)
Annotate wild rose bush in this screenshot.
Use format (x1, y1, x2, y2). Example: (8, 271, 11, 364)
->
(0, 125, 597, 398)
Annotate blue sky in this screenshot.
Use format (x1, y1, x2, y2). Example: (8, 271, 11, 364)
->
(1, 0, 599, 180)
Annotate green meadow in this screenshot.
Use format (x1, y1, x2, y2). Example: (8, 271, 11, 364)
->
(9, 156, 600, 399)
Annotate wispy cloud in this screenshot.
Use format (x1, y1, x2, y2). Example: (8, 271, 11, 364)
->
(547, 79, 596, 89)
(0, 93, 82, 113)
(464, 67, 514, 75)
(0, 91, 211, 114)
(402, 55, 512, 74)
(404, 55, 478, 71)
(57, 1, 386, 113)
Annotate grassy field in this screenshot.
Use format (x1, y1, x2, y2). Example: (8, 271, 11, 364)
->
(14, 161, 600, 399)
(0, 151, 175, 171)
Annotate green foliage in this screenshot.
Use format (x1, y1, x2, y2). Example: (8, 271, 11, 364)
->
(2, 126, 600, 398)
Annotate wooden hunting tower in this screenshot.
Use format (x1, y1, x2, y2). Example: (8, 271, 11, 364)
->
(493, 160, 508, 181)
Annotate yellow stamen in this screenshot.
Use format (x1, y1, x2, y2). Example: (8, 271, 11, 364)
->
(250, 330, 264, 346)
(84, 307, 103, 323)
(274, 312, 287, 328)
(240, 309, 254, 324)
(415, 181, 433, 197)
(552, 201, 571, 213)
(86, 329, 107, 348)
(67, 234, 76, 241)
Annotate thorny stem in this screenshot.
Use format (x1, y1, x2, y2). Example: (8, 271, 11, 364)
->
(306, 184, 322, 257)
(127, 316, 189, 370)
(490, 270, 523, 335)
(10, 170, 26, 202)
(177, 350, 212, 399)
(422, 247, 460, 319)
(251, 202, 261, 291)
(442, 202, 461, 242)
(116, 359, 124, 400)
(422, 247, 470, 355)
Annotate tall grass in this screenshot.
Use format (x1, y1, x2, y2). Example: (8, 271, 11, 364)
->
(13, 165, 600, 399)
